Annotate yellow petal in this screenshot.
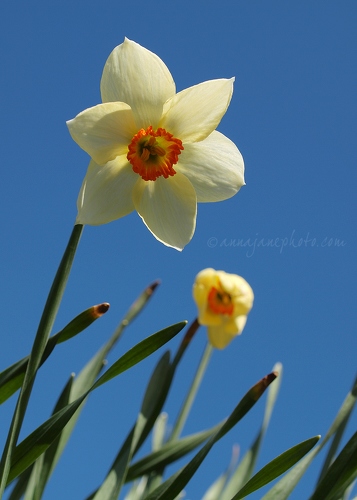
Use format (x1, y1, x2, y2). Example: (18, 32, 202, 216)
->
(176, 131, 245, 202)
(160, 79, 234, 143)
(101, 38, 176, 129)
(76, 158, 137, 225)
(207, 325, 238, 350)
(193, 269, 218, 310)
(132, 172, 197, 251)
(67, 102, 137, 165)
(218, 272, 254, 315)
(192, 268, 254, 349)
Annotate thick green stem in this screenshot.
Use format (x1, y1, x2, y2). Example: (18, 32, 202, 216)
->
(170, 342, 214, 442)
(0, 224, 83, 498)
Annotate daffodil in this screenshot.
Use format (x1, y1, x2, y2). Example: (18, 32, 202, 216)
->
(193, 268, 253, 349)
(67, 38, 244, 250)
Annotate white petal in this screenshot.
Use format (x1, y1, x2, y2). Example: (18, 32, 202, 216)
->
(176, 131, 245, 202)
(132, 173, 197, 251)
(67, 102, 137, 165)
(76, 157, 137, 225)
(160, 79, 234, 143)
(101, 38, 176, 129)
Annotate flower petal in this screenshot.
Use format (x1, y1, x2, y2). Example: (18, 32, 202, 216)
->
(219, 273, 254, 315)
(160, 79, 234, 143)
(67, 102, 137, 165)
(176, 131, 245, 202)
(132, 172, 197, 250)
(207, 319, 245, 349)
(76, 157, 137, 225)
(101, 38, 176, 129)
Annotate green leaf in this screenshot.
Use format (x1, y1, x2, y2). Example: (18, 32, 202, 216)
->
(0, 224, 83, 497)
(89, 352, 172, 500)
(202, 473, 230, 500)
(317, 374, 357, 484)
(123, 477, 149, 500)
(309, 430, 357, 500)
(0, 364, 27, 406)
(31, 281, 161, 497)
(88, 319, 205, 500)
(6, 321, 186, 485)
(21, 375, 75, 500)
(91, 320, 200, 500)
(232, 436, 320, 499)
(143, 372, 278, 500)
(92, 322, 186, 391)
(221, 362, 283, 500)
(261, 372, 357, 500)
(9, 281, 162, 500)
(202, 445, 240, 500)
(0, 302, 109, 406)
(6, 467, 32, 500)
(8, 397, 86, 485)
(152, 413, 168, 452)
(126, 425, 220, 482)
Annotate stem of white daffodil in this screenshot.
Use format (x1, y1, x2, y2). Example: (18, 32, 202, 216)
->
(170, 339, 214, 442)
(0, 224, 83, 497)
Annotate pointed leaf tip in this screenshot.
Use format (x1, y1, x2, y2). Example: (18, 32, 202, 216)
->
(250, 372, 278, 401)
(145, 280, 161, 297)
(92, 302, 110, 318)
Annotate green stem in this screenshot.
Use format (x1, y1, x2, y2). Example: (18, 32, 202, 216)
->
(170, 341, 214, 442)
(0, 224, 83, 498)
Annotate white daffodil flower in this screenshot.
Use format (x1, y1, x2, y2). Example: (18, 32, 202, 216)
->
(67, 38, 245, 250)
(193, 268, 254, 349)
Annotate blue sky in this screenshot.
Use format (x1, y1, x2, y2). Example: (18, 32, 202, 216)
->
(1, 1, 356, 498)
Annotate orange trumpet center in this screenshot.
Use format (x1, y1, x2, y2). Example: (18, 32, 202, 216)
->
(127, 126, 184, 181)
(208, 286, 234, 316)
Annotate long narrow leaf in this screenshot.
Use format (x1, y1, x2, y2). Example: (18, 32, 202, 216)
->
(126, 425, 220, 482)
(27, 281, 161, 499)
(6, 321, 186, 485)
(196, 444, 239, 500)
(88, 318, 201, 500)
(221, 362, 283, 500)
(0, 303, 109, 406)
(90, 352, 172, 500)
(22, 375, 75, 500)
(309, 430, 357, 500)
(12, 281, 161, 500)
(317, 374, 357, 484)
(152, 413, 168, 453)
(0, 224, 83, 497)
(144, 372, 278, 500)
(262, 372, 357, 500)
(232, 436, 320, 499)
(6, 467, 32, 500)
(92, 322, 186, 390)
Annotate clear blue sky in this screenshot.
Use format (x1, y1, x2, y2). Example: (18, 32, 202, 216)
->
(1, 1, 356, 498)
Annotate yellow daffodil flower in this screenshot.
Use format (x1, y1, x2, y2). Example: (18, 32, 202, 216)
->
(193, 268, 253, 349)
(67, 38, 245, 250)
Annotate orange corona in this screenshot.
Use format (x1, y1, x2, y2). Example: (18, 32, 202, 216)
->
(208, 286, 234, 316)
(127, 126, 184, 181)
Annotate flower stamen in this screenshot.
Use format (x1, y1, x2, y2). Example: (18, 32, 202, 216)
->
(127, 126, 183, 181)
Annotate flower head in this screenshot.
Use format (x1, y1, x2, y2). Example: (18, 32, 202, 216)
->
(67, 38, 245, 250)
(193, 268, 253, 349)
